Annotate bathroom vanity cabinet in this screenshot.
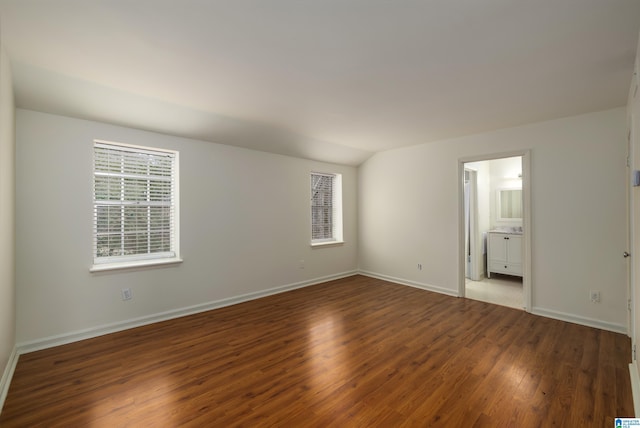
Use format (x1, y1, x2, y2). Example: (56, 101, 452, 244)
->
(487, 232, 522, 278)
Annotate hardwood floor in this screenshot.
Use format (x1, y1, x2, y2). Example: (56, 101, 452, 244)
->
(0, 275, 633, 426)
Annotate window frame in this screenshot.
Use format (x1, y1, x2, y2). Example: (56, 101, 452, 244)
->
(310, 171, 344, 247)
(90, 140, 181, 272)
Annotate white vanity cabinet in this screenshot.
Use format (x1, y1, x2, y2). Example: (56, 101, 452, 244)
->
(487, 232, 522, 278)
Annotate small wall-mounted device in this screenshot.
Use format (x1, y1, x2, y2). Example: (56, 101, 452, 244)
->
(634, 170, 640, 187)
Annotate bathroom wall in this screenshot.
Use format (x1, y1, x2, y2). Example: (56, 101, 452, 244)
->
(489, 156, 523, 229)
(465, 161, 490, 278)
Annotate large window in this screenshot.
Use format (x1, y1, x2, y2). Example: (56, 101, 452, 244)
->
(311, 172, 343, 245)
(92, 140, 180, 270)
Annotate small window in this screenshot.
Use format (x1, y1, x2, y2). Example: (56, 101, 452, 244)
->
(311, 172, 343, 245)
(91, 140, 180, 270)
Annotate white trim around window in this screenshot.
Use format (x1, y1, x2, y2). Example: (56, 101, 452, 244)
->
(91, 140, 181, 272)
(310, 172, 344, 246)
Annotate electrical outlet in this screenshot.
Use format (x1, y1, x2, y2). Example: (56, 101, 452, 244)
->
(121, 288, 132, 301)
(417, 263, 422, 270)
(299, 259, 305, 269)
(590, 290, 600, 303)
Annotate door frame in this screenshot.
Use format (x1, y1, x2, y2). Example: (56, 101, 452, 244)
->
(457, 150, 532, 312)
(628, 69, 638, 345)
(464, 168, 480, 280)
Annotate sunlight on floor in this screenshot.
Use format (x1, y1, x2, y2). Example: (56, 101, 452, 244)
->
(307, 313, 354, 402)
(88, 375, 177, 428)
(465, 275, 523, 310)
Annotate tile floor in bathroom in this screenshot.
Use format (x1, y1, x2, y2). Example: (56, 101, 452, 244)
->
(465, 274, 523, 310)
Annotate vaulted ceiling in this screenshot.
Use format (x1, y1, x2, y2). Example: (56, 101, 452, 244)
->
(1, 0, 639, 165)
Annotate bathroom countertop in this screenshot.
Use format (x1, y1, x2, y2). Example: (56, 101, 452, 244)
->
(488, 228, 523, 235)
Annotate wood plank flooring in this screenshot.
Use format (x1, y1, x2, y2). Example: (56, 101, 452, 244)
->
(0, 275, 633, 426)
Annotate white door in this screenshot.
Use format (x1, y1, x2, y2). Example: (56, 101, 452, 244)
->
(508, 235, 523, 264)
(489, 233, 508, 262)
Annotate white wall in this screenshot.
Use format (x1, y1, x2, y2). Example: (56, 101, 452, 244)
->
(359, 108, 629, 331)
(476, 164, 490, 278)
(0, 46, 16, 389)
(489, 156, 522, 229)
(15, 109, 358, 345)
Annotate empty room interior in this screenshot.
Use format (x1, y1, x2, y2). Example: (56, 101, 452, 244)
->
(2, 1, 640, 426)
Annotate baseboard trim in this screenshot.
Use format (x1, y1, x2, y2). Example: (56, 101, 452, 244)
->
(630, 363, 640, 417)
(531, 306, 627, 334)
(359, 270, 628, 334)
(0, 345, 19, 412)
(358, 270, 459, 297)
(17, 271, 358, 355)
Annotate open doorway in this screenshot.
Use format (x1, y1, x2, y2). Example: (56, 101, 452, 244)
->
(459, 153, 531, 311)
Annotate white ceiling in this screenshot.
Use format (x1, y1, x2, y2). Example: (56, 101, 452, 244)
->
(1, 0, 639, 165)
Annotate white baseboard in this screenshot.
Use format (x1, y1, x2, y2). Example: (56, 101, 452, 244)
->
(0, 345, 19, 412)
(17, 271, 358, 355)
(531, 306, 627, 334)
(630, 363, 640, 417)
(359, 270, 628, 334)
(358, 270, 459, 297)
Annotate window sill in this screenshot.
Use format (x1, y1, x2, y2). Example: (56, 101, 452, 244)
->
(310, 240, 345, 248)
(90, 257, 183, 273)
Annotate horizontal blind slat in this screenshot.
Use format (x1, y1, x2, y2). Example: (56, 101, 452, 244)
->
(94, 171, 173, 181)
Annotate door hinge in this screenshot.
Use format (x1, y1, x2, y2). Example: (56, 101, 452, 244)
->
(634, 344, 636, 361)
(629, 298, 632, 311)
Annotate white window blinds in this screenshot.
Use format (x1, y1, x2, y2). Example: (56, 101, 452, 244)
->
(93, 141, 178, 265)
(311, 172, 343, 243)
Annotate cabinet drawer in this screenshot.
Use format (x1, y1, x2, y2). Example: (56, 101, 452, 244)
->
(489, 261, 522, 276)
